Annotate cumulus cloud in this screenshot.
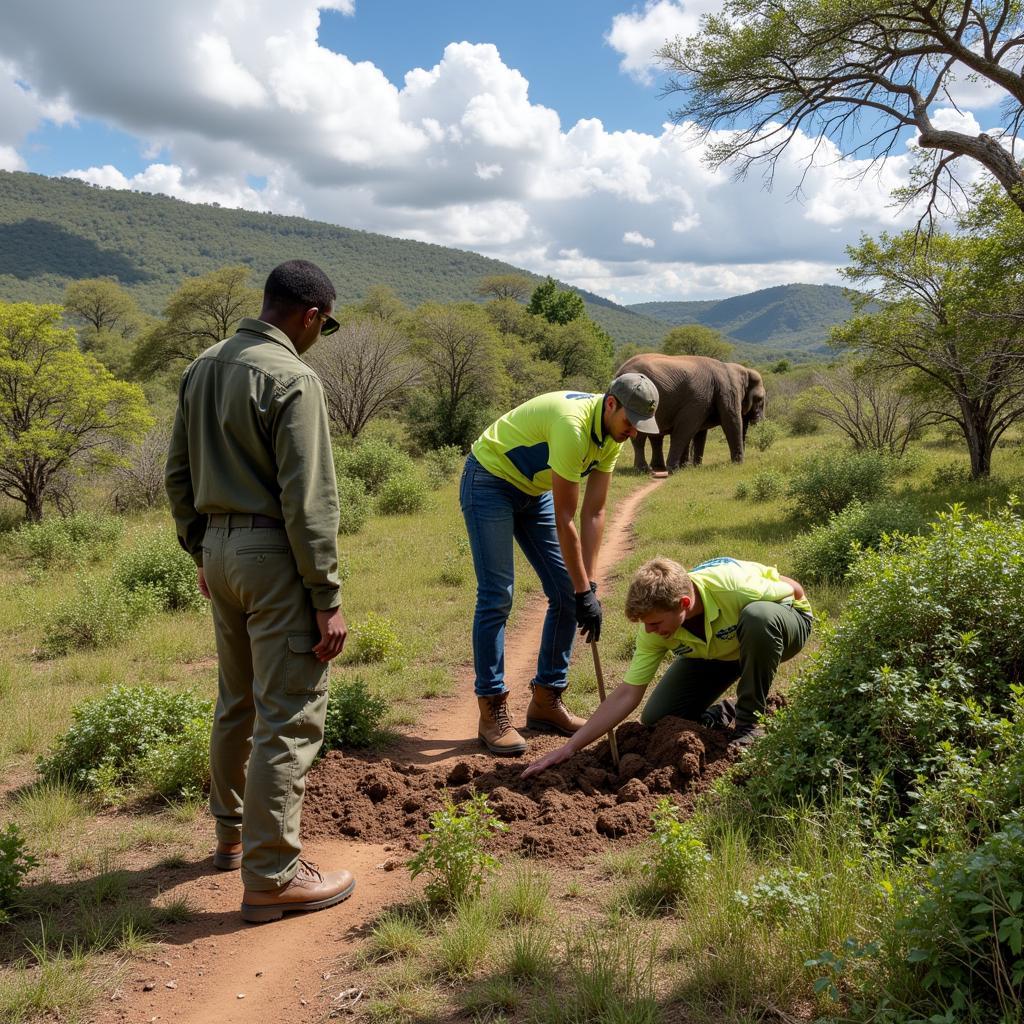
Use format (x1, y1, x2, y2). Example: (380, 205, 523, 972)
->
(605, 1, 719, 85)
(0, 1, 992, 302)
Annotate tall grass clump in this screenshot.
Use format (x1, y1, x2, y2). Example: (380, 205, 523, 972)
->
(37, 684, 213, 801)
(791, 498, 923, 583)
(7, 511, 122, 569)
(787, 449, 890, 521)
(112, 531, 204, 611)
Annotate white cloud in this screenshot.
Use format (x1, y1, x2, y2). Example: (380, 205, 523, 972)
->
(0, 145, 26, 171)
(605, 1, 719, 85)
(624, 230, 655, 247)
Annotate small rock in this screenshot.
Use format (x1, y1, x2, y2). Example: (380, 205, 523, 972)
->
(142, 982, 155, 992)
(378, 857, 401, 871)
(237, 993, 245, 999)
(165, 980, 178, 990)
(255, 970, 263, 977)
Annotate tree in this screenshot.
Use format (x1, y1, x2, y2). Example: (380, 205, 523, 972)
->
(347, 285, 407, 324)
(661, 324, 733, 361)
(536, 317, 615, 387)
(407, 304, 504, 449)
(0, 303, 152, 520)
(660, 1, 1024, 216)
(131, 265, 260, 375)
(806, 361, 936, 456)
(477, 274, 534, 302)
(527, 277, 586, 325)
(304, 318, 420, 438)
(64, 278, 142, 338)
(835, 198, 1024, 477)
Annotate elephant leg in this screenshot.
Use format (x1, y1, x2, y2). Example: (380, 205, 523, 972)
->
(648, 434, 667, 472)
(719, 404, 745, 463)
(691, 430, 708, 466)
(631, 436, 649, 473)
(666, 431, 693, 472)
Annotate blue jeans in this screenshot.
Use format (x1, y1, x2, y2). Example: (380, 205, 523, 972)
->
(460, 454, 576, 698)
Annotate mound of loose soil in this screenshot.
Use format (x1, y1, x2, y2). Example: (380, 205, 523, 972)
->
(303, 716, 739, 862)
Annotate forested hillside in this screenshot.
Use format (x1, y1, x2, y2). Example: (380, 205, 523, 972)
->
(0, 171, 667, 349)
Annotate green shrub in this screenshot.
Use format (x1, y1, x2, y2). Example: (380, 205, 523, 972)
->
(740, 503, 1024, 852)
(791, 499, 923, 583)
(439, 537, 470, 587)
(736, 469, 783, 502)
(408, 793, 508, 907)
(0, 823, 38, 923)
(8, 511, 122, 569)
(787, 400, 821, 436)
(336, 474, 371, 535)
(348, 613, 404, 665)
(38, 684, 213, 800)
(731, 866, 820, 926)
(40, 576, 161, 658)
(786, 448, 890, 522)
(113, 531, 204, 611)
(321, 677, 388, 753)
(734, 480, 750, 500)
(640, 798, 710, 906)
(335, 437, 413, 495)
(377, 472, 427, 515)
(749, 420, 779, 451)
(423, 445, 464, 489)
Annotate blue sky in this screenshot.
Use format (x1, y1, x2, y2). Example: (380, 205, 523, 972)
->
(0, 1, 994, 302)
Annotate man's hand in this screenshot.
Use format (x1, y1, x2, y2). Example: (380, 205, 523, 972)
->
(521, 742, 574, 780)
(575, 588, 602, 643)
(197, 567, 211, 600)
(314, 607, 348, 662)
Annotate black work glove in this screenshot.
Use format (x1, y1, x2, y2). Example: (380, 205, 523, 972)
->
(575, 588, 602, 643)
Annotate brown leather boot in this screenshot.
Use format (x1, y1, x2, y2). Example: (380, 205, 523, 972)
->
(477, 693, 528, 756)
(240, 860, 356, 923)
(525, 685, 586, 736)
(212, 840, 243, 871)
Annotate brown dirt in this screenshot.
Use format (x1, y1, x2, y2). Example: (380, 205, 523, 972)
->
(94, 478, 670, 1024)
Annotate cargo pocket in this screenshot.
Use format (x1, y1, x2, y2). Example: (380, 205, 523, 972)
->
(285, 634, 329, 695)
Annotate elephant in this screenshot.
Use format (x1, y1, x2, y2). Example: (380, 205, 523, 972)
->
(615, 354, 766, 472)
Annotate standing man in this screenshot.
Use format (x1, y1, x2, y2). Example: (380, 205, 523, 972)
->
(166, 259, 354, 924)
(461, 375, 659, 755)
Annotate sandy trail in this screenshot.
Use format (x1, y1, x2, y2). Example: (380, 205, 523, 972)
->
(99, 477, 663, 1024)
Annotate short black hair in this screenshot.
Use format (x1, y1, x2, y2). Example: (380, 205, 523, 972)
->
(263, 259, 336, 312)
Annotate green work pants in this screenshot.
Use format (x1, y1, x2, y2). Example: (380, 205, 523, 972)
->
(640, 602, 812, 727)
(202, 523, 330, 891)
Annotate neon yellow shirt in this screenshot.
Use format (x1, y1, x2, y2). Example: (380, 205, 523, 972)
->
(471, 391, 621, 496)
(624, 557, 813, 686)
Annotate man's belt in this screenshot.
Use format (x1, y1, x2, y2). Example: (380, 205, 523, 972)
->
(207, 513, 285, 529)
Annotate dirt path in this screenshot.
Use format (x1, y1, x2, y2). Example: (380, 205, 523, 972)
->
(99, 478, 663, 1024)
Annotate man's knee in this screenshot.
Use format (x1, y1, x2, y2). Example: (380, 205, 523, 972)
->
(738, 602, 785, 650)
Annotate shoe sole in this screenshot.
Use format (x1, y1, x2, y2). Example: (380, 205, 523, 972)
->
(212, 852, 242, 871)
(478, 733, 527, 756)
(525, 717, 578, 738)
(240, 877, 356, 924)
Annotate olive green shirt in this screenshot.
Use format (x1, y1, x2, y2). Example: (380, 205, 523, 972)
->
(165, 318, 341, 611)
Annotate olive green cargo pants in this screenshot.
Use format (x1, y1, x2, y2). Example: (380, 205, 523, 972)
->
(640, 602, 812, 727)
(202, 522, 330, 891)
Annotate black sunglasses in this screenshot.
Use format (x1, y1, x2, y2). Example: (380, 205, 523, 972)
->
(319, 311, 340, 337)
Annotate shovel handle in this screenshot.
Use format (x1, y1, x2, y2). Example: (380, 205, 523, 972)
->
(590, 640, 620, 770)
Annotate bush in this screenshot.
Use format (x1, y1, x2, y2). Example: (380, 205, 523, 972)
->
(748, 420, 779, 451)
(377, 472, 428, 516)
(38, 684, 213, 800)
(735, 469, 784, 502)
(791, 499, 923, 583)
(439, 537, 470, 586)
(40, 575, 161, 658)
(8, 511, 122, 569)
(335, 437, 413, 495)
(731, 866, 821, 926)
(0, 823, 38, 923)
(424, 445, 464, 489)
(786, 448, 890, 522)
(641, 798, 710, 906)
(787, 400, 821, 436)
(336, 474, 371, 535)
(321, 677, 388, 753)
(348, 613, 404, 665)
(408, 793, 508, 907)
(113, 531, 204, 611)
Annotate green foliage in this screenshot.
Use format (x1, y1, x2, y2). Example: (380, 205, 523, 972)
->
(377, 472, 428, 516)
(423, 445, 463, 488)
(64, 277, 144, 341)
(0, 302, 153, 520)
(772, 359, 792, 373)
(348, 613, 404, 665)
(37, 684, 213, 799)
(748, 419, 779, 451)
(735, 468, 783, 502)
(7, 510, 122, 569)
(336, 474, 371, 535)
(0, 823, 38, 922)
(732, 866, 821, 926)
(740, 504, 1024, 852)
(439, 537, 470, 587)
(335, 437, 413, 495)
(40, 575, 161, 658)
(641, 798, 710, 906)
(787, 398, 822, 436)
(787, 448, 890, 521)
(321, 677, 388, 753)
(661, 323, 733, 361)
(112, 531, 204, 611)
(528, 276, 585, 325)
(792, 498, 922, 583)
(408, 793, 508, 907)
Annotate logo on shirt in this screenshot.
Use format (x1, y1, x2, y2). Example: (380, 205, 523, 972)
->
(672, 642, 694, 655)
(715, 625, 737, 641)
(565, 393, 594, 400)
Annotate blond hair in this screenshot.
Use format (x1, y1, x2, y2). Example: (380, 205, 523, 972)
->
(625, 557, 694, 620)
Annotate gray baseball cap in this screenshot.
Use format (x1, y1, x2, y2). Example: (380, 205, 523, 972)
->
(608, 372, 659, 432)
